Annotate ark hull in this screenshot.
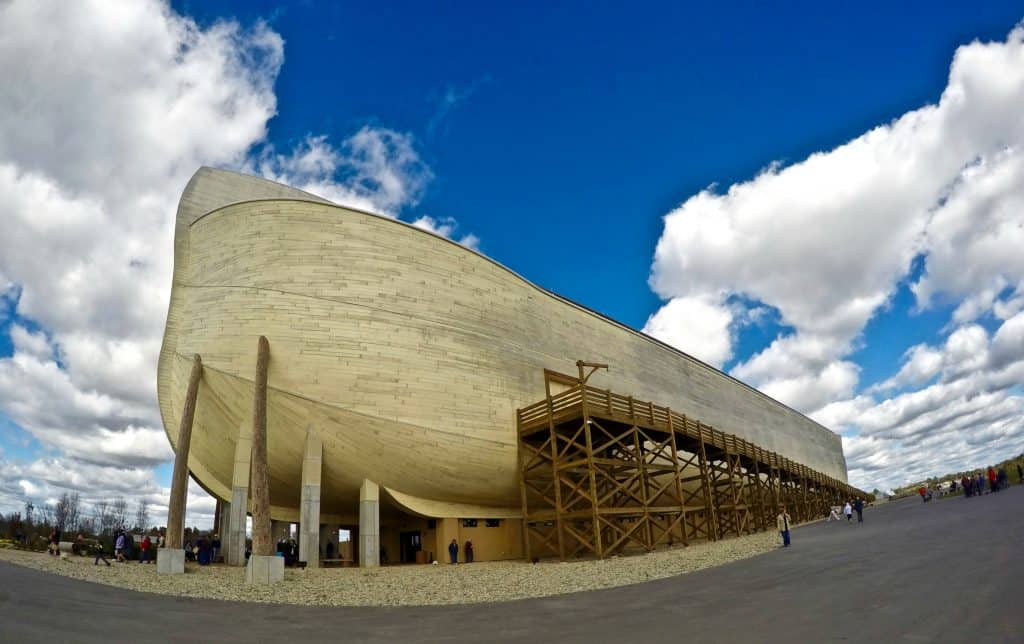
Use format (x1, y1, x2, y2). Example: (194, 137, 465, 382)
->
(157, 168, 847, 522)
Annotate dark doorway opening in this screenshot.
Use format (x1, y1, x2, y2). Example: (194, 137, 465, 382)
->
(399, 531, 422, 563)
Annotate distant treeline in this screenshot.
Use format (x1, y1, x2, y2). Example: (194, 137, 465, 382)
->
(0, 494, 199, 552)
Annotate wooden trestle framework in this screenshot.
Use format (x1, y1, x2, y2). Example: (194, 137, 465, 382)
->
(518, 364, 867, 560)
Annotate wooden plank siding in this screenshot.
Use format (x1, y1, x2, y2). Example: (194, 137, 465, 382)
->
(158, 168, 850, 523)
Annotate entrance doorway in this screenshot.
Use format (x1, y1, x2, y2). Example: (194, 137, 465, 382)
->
(399, 531, 422, 563)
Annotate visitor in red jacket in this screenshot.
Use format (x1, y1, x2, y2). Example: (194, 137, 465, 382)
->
(139, 535, 152, 564)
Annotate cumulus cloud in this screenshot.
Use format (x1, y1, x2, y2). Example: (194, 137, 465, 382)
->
(0, 0, 475, 521)
(0, 456, 214, 530)
(641, 296, 734, 366)
(410, 215, 481, 250)
(246, 128, 434, 216)
(646, 26, 1024, 490)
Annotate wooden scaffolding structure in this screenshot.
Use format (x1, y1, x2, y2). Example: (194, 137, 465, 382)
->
(518, 365, 866, 560)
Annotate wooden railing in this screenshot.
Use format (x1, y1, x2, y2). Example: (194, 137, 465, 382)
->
(518, 383, 862, 496)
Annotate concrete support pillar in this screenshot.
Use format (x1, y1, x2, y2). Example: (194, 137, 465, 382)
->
(217, 499, 231, 562)
(359, 479, 380, 568)
(299, 427, 322, 567)
(225, 421, 252, 567)
(159, 354, 202, 576)
(212, 499, 222, 539)
(246, 336, 282, 585)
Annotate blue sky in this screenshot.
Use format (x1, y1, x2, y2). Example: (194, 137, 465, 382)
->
(175, 1, 1021, 331)
(1, 1, 1023, 526)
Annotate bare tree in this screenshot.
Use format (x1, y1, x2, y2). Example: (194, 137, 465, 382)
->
(23, 500, 34, 527)
(93, 500, 115, 536)
(35, 504, 54, 528)
(77, 515, 95, 536)
(54, 492, 81, 532)
(2, 512, 22, 539)
(110, 497, 128, 532)
(134, 499, 149, 532)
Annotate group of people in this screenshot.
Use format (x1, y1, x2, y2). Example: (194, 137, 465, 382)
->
(91, 530, 164, 565)
(959, 464, 1019, 498)
(826, 498, 866, 523)
(184, 533, 220, 565)
(276, 538, 301, 566)
(447, 539, 474, 563)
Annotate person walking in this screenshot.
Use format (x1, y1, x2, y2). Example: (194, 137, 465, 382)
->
(48, 528, 61, 556)
(464, 540, 474, 564)
(1017, 463, 1023, 485)
(776, 506, 792, 547)
(997, 468, 1008, 491)
(843, 501, 853, 521)
(115, 531, 127, 563)
(448, 539, 459, 564)
(853, 498, 864, 523)
(987, 467, 998, 493)
(92, 540, 111, 566)
(961, 475, 972, 498)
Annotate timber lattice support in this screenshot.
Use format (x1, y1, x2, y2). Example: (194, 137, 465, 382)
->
(518, 369, 868, 561)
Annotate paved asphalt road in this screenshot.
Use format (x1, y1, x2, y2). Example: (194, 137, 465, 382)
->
(2, 486, 1022, 643)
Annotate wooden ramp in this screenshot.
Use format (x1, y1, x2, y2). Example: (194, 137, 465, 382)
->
(518, 366, 866, 560)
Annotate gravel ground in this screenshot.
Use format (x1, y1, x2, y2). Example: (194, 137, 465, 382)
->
(0, 532, 780, 606)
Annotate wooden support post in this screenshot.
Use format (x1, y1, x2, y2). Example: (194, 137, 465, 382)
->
(582, 408, 603, 558)
(751, 457, 764, 531)
(803, 475, 810, 521)
(666, 410, 688, 547)
(545, 382, 565, 559)
(696, 424, 719, 541)
(167, 354, 202, 550)
(631, 421, 653, 550)
(250, 336, 273, 557)
(517, 430, 532, 563)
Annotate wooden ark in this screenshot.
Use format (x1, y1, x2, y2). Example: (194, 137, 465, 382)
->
(158, 168, 854, 558)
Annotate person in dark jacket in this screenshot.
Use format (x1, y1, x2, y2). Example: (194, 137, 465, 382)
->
(448, 539, 458, 564)
(92, 540, 111, 566)
(1017, 463, 1023, 485)
(853, 498, 864, 523)
(464, 540, 474, 563)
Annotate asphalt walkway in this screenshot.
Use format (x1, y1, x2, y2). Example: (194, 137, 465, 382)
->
(2, 485, 1021, 643)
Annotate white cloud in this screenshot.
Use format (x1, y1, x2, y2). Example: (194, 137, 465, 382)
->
(0, 0, 474, 518)
(9, 325, 52, 361)
(247, 128, 434, 216)
(642, 295, 734, 367)
(0, 456, 214, 530)
(648, 25, 1024, 490)
(410, 215, 481, 250)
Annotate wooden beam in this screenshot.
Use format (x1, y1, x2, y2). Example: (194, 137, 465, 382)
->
(167, 354, 202, 550)
(250, 336, 273, 557)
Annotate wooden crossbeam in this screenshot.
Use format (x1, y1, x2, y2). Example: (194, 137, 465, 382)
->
(519, 375, 865, 561)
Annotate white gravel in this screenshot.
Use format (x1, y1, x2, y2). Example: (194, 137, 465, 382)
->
(0, 531, 781, 606)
